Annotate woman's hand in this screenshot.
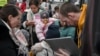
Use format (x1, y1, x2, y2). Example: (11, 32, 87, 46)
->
(26, 20, 35, 26)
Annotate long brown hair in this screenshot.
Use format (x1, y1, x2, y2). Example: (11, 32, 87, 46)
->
(0, 4, 20, 22)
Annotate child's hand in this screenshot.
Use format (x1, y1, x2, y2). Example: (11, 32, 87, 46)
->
(31, 43, 43, 53)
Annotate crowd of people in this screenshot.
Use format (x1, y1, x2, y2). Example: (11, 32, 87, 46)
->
(0, 0, 90, 56)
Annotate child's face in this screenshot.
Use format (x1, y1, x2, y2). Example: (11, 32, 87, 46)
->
(41, 18, 49, 24)
(30, 5, 39, 14)
(56, 9, 59, 13)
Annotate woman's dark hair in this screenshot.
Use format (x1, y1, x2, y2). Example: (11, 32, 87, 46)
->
(0, 6, 2, 10)
(60, 2, 80, 17)
(29, 0, 40, 7)
(0, 4, 20, 22)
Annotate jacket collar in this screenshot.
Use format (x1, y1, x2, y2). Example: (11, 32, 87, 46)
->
(0, 18, 12, 31)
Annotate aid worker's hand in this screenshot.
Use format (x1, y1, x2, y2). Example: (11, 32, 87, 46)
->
(55, 49, 70, 56)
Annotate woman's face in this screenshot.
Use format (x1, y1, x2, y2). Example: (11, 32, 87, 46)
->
(30, 5, 39, 14)
(8, 10, 22, 28)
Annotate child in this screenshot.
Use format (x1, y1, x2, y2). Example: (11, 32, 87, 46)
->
(35, 11, 54, 41)
(54, 18, 76, 39)
(53, 6, 59, 19)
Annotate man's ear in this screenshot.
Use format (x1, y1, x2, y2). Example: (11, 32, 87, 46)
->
(8, 15, 13, 21)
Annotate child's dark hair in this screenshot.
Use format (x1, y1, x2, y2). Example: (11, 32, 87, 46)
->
(29, 0, 40, 7)
(54, 6, 59, 11)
